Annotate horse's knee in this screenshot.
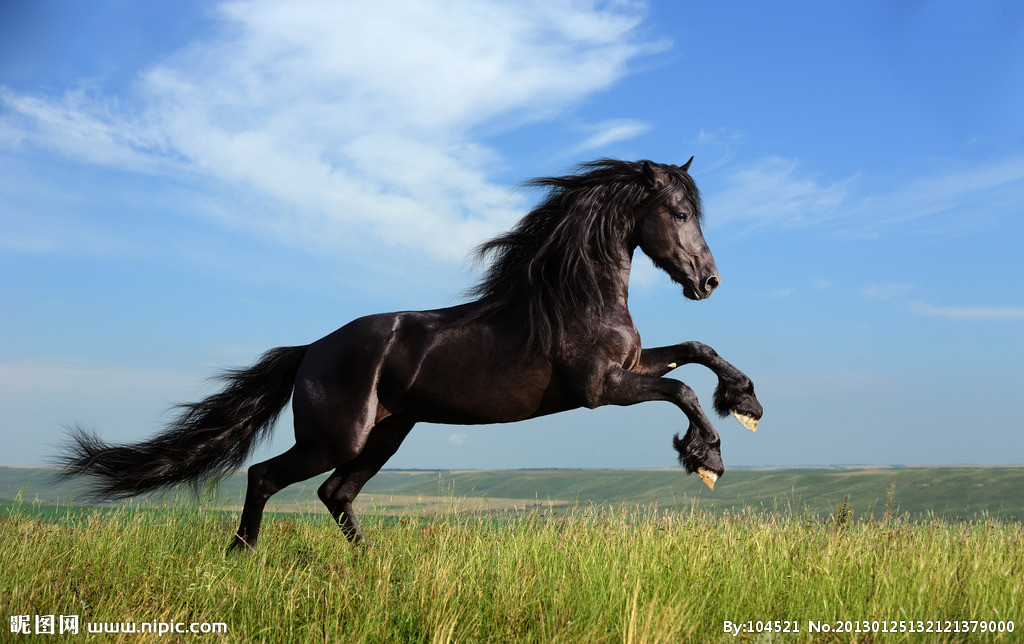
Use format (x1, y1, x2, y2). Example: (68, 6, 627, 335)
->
(245, 461, 289, 501)
(316, 479, 334, 506)
(246, 463, 271, 497)
(675, 382, 699, 408)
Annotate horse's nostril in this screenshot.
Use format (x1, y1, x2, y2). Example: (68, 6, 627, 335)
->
(703, 275, 720, 293)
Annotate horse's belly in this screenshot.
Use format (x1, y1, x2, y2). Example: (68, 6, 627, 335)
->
(391, 360, 575, 424)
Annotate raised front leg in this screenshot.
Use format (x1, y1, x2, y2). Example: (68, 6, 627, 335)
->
(587, 366, 725, 489)
(638, 341, 763, 432)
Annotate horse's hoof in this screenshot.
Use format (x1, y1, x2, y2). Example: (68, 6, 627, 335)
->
(697, 467, 718, 490)
(732, 410, 759, 432)
(226, 536, 254, 554)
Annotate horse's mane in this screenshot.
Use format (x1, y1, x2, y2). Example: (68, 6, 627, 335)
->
(466, 159, 701, 356)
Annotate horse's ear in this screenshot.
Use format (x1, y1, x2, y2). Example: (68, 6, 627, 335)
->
(681, 156, 694, 172)
(642, 161, 669, 191)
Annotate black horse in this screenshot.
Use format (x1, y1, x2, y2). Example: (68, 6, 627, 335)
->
(58, 158, 762, 551)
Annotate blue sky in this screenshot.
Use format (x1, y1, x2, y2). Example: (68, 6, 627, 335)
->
(2, 1, 1022, 474)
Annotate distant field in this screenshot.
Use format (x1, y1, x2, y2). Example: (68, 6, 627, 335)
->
(3, 465, 1022, 521)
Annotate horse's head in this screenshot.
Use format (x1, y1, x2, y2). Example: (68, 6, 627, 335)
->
(635, 159, 719, 300)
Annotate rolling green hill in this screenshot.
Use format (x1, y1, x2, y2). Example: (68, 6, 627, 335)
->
(2, 465, 1021, 521)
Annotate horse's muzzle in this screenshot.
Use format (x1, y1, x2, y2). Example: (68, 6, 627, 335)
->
(700, 274, 720, 297)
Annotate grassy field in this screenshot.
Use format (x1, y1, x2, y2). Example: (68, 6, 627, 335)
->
(2, 498, 1021, 643)
(1, 466, 1022, 642)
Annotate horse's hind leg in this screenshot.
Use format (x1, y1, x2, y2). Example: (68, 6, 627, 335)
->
(229, 444, 332, 552)
(317, 416, 415, 546)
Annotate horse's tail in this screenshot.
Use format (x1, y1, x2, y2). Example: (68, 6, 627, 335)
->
(55, 345, 309, 500)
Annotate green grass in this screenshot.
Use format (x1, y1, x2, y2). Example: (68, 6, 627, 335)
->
(3, 467, 1021, 641)
(2, 498, 1021, 643)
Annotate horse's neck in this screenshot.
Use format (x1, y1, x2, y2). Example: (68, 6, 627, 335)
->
(599, 246, 635, 312)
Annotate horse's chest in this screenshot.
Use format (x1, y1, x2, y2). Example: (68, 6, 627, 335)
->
(586, 320, 642, 371)
(619, 327, 643, 371)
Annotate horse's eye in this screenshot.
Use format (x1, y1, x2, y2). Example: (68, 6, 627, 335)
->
(673, 211, 689, 222)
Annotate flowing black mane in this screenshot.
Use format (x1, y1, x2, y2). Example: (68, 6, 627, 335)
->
(467, 158, 702, 355)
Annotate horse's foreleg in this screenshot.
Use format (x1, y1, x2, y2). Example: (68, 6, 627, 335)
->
(591, 367, 724, 488)
(637, 341, 762, 431)
(317, 416, 415, 546)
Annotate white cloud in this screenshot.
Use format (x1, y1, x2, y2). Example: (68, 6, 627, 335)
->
(695, 128, 745, 145)
(910, 303, 1024, 320)
(0, 88, 159, 169)
(0, 0, 657, 262)
(449, 432, 467, 446)
(701, 149, 1023, 236)
(860, 283, 915, 299)
(570, 118, 652, 154)
(866, 158, 1024, 230)
(706, 156, 853, 228)
(0, 359, 198, 397)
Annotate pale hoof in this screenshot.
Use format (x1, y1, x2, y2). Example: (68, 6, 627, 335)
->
(697, 467, 718, 490)
(732, 410, 759, 432)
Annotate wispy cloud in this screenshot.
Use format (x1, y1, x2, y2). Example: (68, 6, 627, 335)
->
(703, 150, 1024, 236)
(570, 118, 652, 154)
(862, 158, 1024, 231)
(0, 359, 198, 396)
(706, 156, 854, 229)
(0, 0, 658, 262)
(695, 128, 745, 145)
(859, 286, 1023, 321)
(860, 283, 915, 299)
(910, 302, 1024, 320)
